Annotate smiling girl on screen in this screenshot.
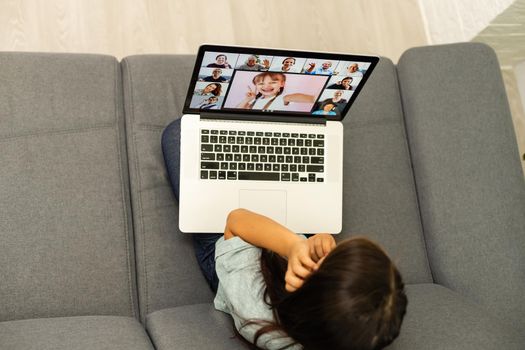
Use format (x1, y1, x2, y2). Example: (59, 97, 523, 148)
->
(237, 72, 315, 111)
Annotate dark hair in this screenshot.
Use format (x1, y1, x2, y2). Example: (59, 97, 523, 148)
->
(216, 54, 227, 60)
(248, 237, 407, 350)
(205, 83, 222, 96)
(282, 57, 296, 64)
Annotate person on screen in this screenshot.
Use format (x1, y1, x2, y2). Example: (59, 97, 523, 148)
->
(343, 63, 364, 77)
(317, 90, 347, 111)
(280, 57, 296, 72)
(312, 102, 337, 115)
(194, 83, 222, 96)
(304, 60, 334, 75)
(201, 68, 228, 82)
(237, 72, 315, 110)
(237, 55, 270, 71)
(207, 54, 232, 69)
(327, 76, 353, 90)
(197, 96, 220, 109)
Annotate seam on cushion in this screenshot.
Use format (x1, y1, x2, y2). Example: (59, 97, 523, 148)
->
(0, 124, 115, 143)
(124, 58, 149, 320)
(395, 61, 435, 284)
(114, 60, 136, 319)
(137, 124, 166, 131)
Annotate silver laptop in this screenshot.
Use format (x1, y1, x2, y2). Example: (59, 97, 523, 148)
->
(179, 44, 378, 233)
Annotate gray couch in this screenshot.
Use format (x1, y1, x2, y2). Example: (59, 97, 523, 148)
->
(1, 43, 523, 350)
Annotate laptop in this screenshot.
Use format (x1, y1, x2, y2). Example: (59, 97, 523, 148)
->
(179, 44, 378, 233)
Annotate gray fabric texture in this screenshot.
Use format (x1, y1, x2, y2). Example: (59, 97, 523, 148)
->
(340, 57, 432, 284)
(388, 284, 525, 350)
(146, 284, 525, 350)
(0, 316, 154, 350)
(397, 42, 525, 331)
(121, 55, 214, 323)
(146, 303, 247, 350)
(0, 52, 138, 321)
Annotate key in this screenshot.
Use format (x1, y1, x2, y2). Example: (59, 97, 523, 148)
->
(307, 165, 324, 172)
(201, 153, 215, 161)
(238, 172, 280, 181)
(201, 162, 219, 170)
(201, 144, 213, 152)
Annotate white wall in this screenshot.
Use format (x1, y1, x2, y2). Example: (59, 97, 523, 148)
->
(417, 0, 515, 43)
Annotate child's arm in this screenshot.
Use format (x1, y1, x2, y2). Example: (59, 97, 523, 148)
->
(236, 86, 257, 108)
(283, 93, 316, 105)
(224, 208, 317, 291)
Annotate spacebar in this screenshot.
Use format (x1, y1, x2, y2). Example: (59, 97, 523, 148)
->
(238, 172, 280, 181)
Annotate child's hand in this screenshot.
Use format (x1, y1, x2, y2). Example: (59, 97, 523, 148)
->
(285, 240, 317, 292)
(246, 85, 256, 98)
(262, 59, 270, 69)
(307, 234, 336, 262)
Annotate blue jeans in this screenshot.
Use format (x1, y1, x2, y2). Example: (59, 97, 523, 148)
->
(161, 118, 221, 293)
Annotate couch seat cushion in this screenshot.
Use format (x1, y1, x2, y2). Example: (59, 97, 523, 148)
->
(389, 284, 524, 350)
(146, 303, 245, 349)
(0, 316, 154, 350)
(147, 284, 524, 350)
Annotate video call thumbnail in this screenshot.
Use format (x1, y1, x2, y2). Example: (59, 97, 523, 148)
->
(190, 50, 372, 117)
(223, 71, 328, 112)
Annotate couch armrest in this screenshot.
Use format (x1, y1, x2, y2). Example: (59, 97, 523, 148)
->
(397, 42, 525, 331)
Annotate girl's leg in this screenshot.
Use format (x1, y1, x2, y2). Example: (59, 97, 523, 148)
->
(161, 118, 221, 293)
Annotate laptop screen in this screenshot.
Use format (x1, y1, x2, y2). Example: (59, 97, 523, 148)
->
(183, 45, 379, 121)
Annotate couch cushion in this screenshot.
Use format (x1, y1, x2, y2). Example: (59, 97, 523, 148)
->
(389, 284, 524, 350)
(397, 42, 525, 331)
(342, 57, 432, 284)
(146, 303, 244, 350)
(121, 54, 433, 322)
(121, 55, 214, 323)
(0, 52, 138, 321)
(0, 316, 154, 350)
(146, 284, 523, 350)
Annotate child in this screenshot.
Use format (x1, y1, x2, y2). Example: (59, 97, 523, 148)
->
(161, 118, 408, 350)
(237, 72, 315, 111)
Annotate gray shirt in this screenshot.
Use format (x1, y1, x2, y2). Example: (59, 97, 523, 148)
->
(214, 236, 303, 349)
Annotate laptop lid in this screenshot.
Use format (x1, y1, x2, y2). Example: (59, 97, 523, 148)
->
(183, 44, 379, 123)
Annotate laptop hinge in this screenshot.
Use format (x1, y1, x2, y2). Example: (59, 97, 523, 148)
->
(199, 112, 327, 125)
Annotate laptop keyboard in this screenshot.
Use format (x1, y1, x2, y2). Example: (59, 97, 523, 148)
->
(200, 129, 325, 182)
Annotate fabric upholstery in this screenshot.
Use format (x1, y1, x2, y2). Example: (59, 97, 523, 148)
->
(0, 52, 138, 321)
(388, 284, 525, 350)
(0, 316, 154, 350)
(146, 284, 525, 350)
(397, 42, 525, 331)
(341, 57, 432, 284)
(121, 54, 434, 324)
(121, 55, 214, 323)
(146, 303, 245, 350)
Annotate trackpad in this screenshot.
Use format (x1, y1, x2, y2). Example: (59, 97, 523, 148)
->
(239, 190, 287, 225)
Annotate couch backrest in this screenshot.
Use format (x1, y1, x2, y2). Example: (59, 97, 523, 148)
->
(121, 54, 434, 321)
(0, 53, 138, 322)
(121, 55, 215, 323)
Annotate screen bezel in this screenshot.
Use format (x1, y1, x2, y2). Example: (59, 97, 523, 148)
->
(183, 44, 379, 122)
